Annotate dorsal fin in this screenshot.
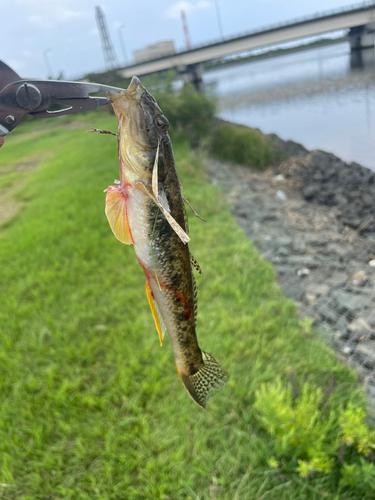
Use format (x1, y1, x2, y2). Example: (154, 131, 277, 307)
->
(190, 253, 204, 278)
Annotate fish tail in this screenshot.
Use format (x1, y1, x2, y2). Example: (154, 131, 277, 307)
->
(180, 352, 229, 409)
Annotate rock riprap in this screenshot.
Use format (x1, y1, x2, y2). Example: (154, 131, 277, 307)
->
(278, 152, 375, 233)
(206, 137, 375, 410)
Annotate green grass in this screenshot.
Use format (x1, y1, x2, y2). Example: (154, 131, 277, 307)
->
(0, 114, 372, 499)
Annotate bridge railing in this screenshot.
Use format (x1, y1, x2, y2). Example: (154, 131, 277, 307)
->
(178, 0, 375, 54)
(124, 0, 375, 67)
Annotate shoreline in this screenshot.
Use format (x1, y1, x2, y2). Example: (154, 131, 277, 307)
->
(205, 125, 375, 409)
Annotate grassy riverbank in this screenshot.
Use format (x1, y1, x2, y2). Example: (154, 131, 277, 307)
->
(0, 113, 374, 499)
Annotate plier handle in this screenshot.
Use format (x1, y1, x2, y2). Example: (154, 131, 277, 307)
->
(0, 60, 123, 137)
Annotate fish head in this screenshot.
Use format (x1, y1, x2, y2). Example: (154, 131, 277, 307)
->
(108, 77, 169, 178)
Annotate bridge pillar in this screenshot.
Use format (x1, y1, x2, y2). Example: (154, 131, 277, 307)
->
(348, 23, 375, 50)
(350, 46, 374, 70)
(177, 64, 204, 92)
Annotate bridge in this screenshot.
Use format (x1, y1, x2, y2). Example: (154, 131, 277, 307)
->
(118, 1, 375, 86)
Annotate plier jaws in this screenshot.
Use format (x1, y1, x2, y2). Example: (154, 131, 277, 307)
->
(0, 60, 123, 136)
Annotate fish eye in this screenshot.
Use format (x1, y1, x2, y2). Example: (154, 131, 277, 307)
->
(155, 115, 169, 131)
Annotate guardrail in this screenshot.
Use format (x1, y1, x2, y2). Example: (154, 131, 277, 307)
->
(178, 0, 375, 53)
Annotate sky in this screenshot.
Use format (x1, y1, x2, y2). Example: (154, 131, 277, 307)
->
(0, 0, 359, 80)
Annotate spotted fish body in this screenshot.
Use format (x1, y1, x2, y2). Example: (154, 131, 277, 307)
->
(105, 77, 229, 408)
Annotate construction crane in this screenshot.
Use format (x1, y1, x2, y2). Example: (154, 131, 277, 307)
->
(181, 11, 191, 50)
(95, 6, 119, 70)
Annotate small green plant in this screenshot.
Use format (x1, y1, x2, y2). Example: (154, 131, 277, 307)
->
(209, 123, 273, 169)
(340, 404, 375, 456)
(254, 378, 375, 493)
(254, 378, 337, 475)
(298, 316, 314, 335)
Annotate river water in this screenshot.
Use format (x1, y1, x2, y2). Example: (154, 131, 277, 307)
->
(203, 42, 375, 171)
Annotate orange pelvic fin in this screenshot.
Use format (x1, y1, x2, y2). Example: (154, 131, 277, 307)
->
(145, 281, 167, 346)
(105, 186, 133, 245)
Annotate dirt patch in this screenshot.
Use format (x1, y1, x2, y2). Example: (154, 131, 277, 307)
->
(0, 155, 43, 227)
(0, 154, 43, 176)
(63, 120, 93, 130)
(13, 158, 42, 173)
(0, 195, 24, 226)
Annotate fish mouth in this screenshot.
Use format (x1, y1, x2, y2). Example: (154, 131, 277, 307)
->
(107, 76, 143, 101)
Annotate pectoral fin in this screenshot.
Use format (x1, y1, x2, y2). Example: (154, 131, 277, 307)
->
(105, 186, 133, 245)
(145, 281, 167, 346)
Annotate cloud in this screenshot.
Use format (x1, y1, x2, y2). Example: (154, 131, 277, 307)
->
(165, 1, 212, 20)
(14, 0, 85, 29)
(27, 9, 84, 29)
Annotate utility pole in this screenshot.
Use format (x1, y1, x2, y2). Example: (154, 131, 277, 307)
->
(95, 6, 119, 69)
(214, 0, 224, 39)
(118, 24, 128, 66)
(181, 11, 191, 50)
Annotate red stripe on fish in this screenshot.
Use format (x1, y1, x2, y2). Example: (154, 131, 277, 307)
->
(138, 258, 192, 321)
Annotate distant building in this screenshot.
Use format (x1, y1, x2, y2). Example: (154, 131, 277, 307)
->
(133, 41, 175, 64)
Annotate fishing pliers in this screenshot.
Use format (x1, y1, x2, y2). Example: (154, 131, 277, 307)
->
(0, 59, 123, 145)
